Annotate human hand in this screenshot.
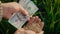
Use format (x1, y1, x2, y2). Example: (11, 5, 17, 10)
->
(25, 16, 44, 33)
(26, 16, 44, 29)
(14, 28, 36, 34)
(14, 16, 44, 34)
(2, 2, 29, 19)
(14, 28, 44, 34)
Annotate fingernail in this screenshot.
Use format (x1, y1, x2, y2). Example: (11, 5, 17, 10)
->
(39, 19, 41, 21)
(36, 16, 39, 18)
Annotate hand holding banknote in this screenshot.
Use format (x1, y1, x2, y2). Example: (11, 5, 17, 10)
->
(2, 2, 29, 19)
(1, 1, 44, 34)
(14, 16, 44, 34)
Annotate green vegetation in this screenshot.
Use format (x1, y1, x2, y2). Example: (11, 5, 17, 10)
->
(0, 0, 60, 34)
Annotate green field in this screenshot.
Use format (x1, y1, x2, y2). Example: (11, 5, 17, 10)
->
(0, 0, 60, 34)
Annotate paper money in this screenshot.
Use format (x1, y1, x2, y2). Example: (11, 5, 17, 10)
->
(19, 0, 30, 7)
(8, 0, 38, 29)
(19, 0, 38, 16)
(9, 12, 29, 29)
(24, 1, 38, 16)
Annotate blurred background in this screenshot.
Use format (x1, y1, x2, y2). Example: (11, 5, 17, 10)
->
(0, 0, 60, 34)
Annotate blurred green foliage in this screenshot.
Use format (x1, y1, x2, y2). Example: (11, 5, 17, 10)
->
(0, 0, 60, 34)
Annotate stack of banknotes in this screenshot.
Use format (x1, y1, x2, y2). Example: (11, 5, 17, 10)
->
(9, 0, 38, 29)
(8, 0, 42, 33)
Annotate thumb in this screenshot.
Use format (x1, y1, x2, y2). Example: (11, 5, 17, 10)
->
(19, 5, 29, 16)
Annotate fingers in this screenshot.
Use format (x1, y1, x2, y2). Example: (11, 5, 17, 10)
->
(40, 22, 44, 29)
(35, 16, 44, 29)
(27, 16, 44, 29)
(35, 16, 41, 22)
(27, 17, 35, 25)
(19, 5, 29, 16)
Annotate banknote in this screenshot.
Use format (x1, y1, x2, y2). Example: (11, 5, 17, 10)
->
(19, 0, 30, 7)
(8, 12, 29, 29)
(8, 0, 38, 29)
(19, 0, 38, 16)
(24, 1, 38, 16)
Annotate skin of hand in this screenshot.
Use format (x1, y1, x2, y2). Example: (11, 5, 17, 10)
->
(2, 2, 29, 19)
(14, 16, 44, 34)
(14, 28, 36, 34)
